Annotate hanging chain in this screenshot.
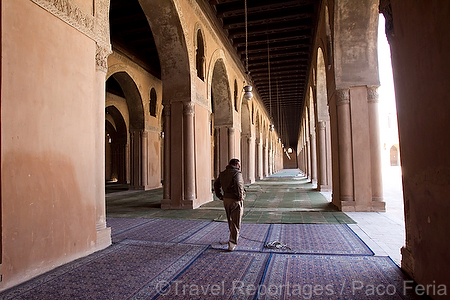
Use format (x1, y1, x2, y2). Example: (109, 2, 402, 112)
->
(245, 0, 249, 74)
(268, 35, 272, 117)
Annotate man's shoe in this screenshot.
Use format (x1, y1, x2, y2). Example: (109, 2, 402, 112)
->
(228, 243, 236, 252)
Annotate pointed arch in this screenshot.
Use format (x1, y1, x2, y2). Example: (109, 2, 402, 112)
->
(195, 27, 206, 80)
(139, 0, 191, 104)
(210, 58, 232, 126)
(315, 47, 332, 192)
(149, 87, 157, 117)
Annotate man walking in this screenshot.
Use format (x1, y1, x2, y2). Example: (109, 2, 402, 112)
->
(214, 158, 246, 251)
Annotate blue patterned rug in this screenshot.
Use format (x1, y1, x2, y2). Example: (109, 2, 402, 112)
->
(263, 224, 374, 255)
(107, 217, 154, 236)
(1, 240, 207, 300)
(182, 222, 372, 255)
(183, 222, 270, 252)
(259, 254, 423, 299)
(112, 218, 210, 243)
(152, 249, 270, 300)
(1, 218, 426, 300)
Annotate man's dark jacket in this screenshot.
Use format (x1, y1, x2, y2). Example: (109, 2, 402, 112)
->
(214, 165, 245, 200)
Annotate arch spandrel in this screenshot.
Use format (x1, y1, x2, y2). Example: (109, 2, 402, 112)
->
(241, 101, 252, 137)
(316, 47, 329, 122)
(206, 48, 226, 108)
(139, 0, 191, 104)
(210, 58, 233, 126)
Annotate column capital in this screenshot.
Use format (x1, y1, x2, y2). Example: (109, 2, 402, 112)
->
(318, 121, 326, 130)
(336, 88, 350, 106)
(164, 104, 171, 116)
(367, 86, 379, 103)
(183, 102, 195, 116)
(95, 43, 112, 73)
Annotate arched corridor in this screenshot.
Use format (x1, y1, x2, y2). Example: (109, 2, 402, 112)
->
(2, 0, 450, 298)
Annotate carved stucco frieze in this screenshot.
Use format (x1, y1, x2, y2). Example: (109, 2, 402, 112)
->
(94, 0, 111, 46)
(31, 0, 95, 39)
(30, 0, 111, 61)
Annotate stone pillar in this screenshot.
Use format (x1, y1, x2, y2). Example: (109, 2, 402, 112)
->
(228, 127, 235, 160)
(306, 140, 311, 180)
(125, 143, 130, 184)
(162, 104, 171, 205)
(310, 132, 317, 185)
(241, 134, 253, 183)
(141, 131, 148, 188)
(336, 89, 354, 207)
(94, 43, 111, 250)
(214, 128, 220, 179)
(183, 102, 196, 207)
(367, 87, 385, 210)
(248, 135, 255, 183)
(256, 138, 262, 180)
(263, 143, 269, 177)
(268, 138, 273, 175)
(130, 130, 142, 189)
(317, 121, 328, 190)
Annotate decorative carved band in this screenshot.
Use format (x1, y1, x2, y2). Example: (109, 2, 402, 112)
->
(367, 87, 379, 103)
(31, 0, 112, 70)
(30, 0, 111, 46)
(336, 89, 350, 106)
(31, 0, 95, 39)
(183, 102, 195, 116)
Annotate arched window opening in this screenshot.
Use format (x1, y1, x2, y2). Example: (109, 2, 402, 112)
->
(390, 145, 399, 166)
(150, 88, 157, 117)
(196, 30, 205, 80)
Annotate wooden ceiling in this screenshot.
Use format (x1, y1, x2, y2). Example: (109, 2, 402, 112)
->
(208, 0, 320, 148)
(109, 0, 320, 149)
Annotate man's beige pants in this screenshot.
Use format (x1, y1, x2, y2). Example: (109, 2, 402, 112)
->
(223, 198, 244, 248)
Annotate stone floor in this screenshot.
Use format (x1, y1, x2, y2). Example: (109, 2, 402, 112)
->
(107, 166, 406, 266)
(346, 165, 405, 266)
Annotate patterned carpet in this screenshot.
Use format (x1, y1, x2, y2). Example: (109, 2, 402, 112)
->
(1, 240, 208, 300)
(260, 255, 423, 300)
(1, 170, 425, 299)
(0, 217, 426, 299)
(111, 218, 210, 243)
(264, 224, 374, 255)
